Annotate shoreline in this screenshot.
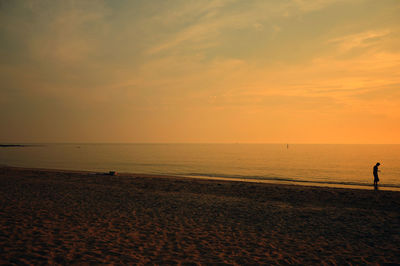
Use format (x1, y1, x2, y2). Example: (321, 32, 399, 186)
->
(1, 166, 399, 264)
(2, 165, 398, 192)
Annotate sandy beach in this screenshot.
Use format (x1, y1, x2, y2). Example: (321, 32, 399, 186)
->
(0, 166, 399, 264)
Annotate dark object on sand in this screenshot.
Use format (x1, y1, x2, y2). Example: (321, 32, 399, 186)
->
(94, 171, 118, 176)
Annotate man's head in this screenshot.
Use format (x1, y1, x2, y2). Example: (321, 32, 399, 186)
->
(376, 162, 380, 166)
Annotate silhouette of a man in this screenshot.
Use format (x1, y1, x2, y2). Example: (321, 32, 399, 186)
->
(373, 162, 380, 189)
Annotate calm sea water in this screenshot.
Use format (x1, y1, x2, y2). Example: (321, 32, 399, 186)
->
(1, 144, 399, 190)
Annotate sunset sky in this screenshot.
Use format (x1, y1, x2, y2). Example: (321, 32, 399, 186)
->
(1, 0, 399, 143)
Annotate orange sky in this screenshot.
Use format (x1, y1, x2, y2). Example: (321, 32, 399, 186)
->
(0, 0, 399, 143)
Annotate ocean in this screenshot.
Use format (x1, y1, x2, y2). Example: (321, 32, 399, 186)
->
(1, 144, 399, 190)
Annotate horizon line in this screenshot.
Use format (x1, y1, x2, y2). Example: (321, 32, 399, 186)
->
(1, 142, 400, 145)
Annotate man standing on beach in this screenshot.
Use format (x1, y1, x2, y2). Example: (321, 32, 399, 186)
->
(373, 162, 380, 189)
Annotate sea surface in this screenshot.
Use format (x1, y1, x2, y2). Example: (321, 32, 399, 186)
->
(1, 144, 399, 190)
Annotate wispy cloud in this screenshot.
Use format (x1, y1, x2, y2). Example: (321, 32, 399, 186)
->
(329, 29, 392, 52)
(292, 0, 352, 12)
(146, 0, 348, 55)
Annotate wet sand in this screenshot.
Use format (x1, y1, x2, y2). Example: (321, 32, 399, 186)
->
(0, 166, 399, 264)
